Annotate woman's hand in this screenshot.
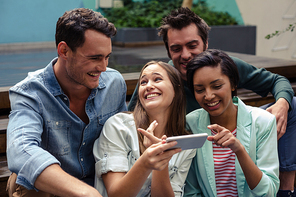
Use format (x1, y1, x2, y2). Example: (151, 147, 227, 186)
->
(138, 122, 180, 171)
(207, 124, 243, 153)
(138, 120, 165, 148)
(141, 140, 181, 171)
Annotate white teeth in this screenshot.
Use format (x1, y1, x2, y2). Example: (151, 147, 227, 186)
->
(207, 101, 219, 106)
(88, 73, 99, 76)
(146, 93, 158, 99)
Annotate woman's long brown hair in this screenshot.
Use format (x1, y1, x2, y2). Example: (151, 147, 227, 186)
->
(133, 61, 188, 154)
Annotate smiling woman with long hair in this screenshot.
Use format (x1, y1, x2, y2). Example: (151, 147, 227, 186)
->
(93, 61, 196, 197)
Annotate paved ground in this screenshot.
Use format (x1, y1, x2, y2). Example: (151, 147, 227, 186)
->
(2, 43, 296, 88)
(0, 45, 170, 87)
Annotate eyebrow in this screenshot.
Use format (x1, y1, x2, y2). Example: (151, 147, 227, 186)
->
(86, 52, 112, 59)
(170, 40, 199, 48)
(141, 72, 163, 79)
(194, 79, 222, 87)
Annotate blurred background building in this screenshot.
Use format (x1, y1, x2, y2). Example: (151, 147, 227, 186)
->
(0, 0, 295, 60)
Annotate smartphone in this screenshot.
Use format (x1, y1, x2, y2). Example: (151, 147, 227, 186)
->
(166, 133, 208, 150)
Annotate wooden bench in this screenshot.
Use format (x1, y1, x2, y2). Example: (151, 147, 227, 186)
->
(0, 81, 295, 153)
(0, 115, 9, 196)
(0, 71, 295, 196)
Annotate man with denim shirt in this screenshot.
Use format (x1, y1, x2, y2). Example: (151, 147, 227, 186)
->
(6, 8, 127, 197)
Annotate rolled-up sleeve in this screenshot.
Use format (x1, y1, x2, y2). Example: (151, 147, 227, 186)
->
(93, 114, 134, 178)
(7, 87, 60, 190)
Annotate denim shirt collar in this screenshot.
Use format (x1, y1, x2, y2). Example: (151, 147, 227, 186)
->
(43, 57, 106, 100)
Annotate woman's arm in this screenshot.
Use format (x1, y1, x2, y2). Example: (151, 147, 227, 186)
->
(151, 165, 174, 197)
(102, 141, 181, 197)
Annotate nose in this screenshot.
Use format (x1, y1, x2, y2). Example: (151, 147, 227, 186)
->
(97, 58, 108, 72)
(205, 89, 214, 100)
(181, 48, 191, 60)
(146, 80, 155, 91)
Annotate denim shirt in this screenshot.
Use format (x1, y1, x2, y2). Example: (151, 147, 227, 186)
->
(6, 58, 127, 190)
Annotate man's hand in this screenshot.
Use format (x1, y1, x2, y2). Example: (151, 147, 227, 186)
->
(266, 98, 289, 140)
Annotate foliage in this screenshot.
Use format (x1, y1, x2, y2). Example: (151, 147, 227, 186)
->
(265, 23, 296, 39)
(191, 1, 238, 26)
(101, 0, 238, 29)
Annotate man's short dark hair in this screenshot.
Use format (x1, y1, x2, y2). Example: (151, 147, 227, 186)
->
(55, 8, 116, 52)
(158, 7, 210, 57)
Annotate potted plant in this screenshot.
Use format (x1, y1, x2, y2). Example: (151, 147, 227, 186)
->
(101, 0, 256, 54)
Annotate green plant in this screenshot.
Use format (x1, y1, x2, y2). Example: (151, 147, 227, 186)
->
(100, 0, 238, 28)
(191, 1, 238, 26)
(265, 23, 296, 39)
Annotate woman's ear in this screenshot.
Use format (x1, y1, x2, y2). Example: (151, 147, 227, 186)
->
(231, 85, 237, 92)
(57, 41, 69, 60)
(204, 40, 208, 50)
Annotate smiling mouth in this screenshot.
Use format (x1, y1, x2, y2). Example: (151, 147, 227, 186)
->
(146, 93, 160, 99)
(206, 101, 219, 107)
(88, 72, 99, 77)
(180, 62, 187, 68)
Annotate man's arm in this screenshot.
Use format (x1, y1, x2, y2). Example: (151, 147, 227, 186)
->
(35, 164, 101, 197)
(232, 56, 294, 139)
(7, 93, 102, 196)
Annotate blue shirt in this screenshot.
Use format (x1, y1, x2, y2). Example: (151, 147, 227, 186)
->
(7, 58, 127, 190)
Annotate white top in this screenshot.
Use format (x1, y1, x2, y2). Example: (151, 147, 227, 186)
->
(93, 112, 196, 197)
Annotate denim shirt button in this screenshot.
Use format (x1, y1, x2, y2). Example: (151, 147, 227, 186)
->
(63, 97, 67, 100)
(82, 142, 85, 146)
(81, 158, 83, 161)
(55, 122, 59, 125)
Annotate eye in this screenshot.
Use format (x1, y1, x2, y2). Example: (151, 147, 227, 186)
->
(140, 80, 147, 85)
(195, 88, 204, 94)
(105, 54, 111, 60)
(170, 46, 181, 53)
(213, 84, 223, 89)
(90, 56, 103, 61)
(188, 44, 197, 49)
(155, 77, 162, 82)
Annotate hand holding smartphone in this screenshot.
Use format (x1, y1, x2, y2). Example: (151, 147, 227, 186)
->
(166, 133, 208, 150)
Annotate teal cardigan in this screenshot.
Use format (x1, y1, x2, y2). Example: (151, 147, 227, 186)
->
(184, 97, 279, 197)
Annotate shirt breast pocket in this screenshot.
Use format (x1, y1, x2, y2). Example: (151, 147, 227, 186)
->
(45, 120, 71, 156)
(97, 110, 118, 132)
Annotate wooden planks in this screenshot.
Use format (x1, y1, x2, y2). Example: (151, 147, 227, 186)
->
(0, 87, 10, 111)
(122, 72, 140, 97)
(0, 154, 9, 197)
(0, 119, 8, 154)
(227, 52, 296, 80)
